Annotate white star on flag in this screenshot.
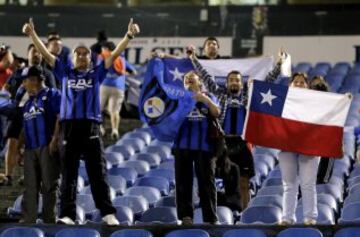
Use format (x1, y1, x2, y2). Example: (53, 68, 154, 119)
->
(260, 89, 277, 106)
(169, 67, 184, 81)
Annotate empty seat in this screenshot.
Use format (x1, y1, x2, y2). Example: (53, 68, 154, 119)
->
(138, 206, 178, 224)
(263, 178, 282, 187)
(119, 160, 151, 177)
(105, 152, 124, 167)
(134, 176, 170, 196)
(223, 229, 268, 237)
(293, 62, 312, 74)
(299, 194, 338, 214)
(108, 167, 138, 186)
(158, 160, 175, 170)
(166, 229, 209, 237)
(249, 195, 282, 209)
(92, 205, 133, 225)
(339, 202, 360, 224)
(334, 227, 360, 237)
(316, 184, 343, 202)
(257, 186, 283, 196)
(240, 206, 282, 224)
(295, 203, 335, 224)
(0, 227, 44, 237)
(144, 145, 171, 161)
(110, 145, 136, 160)
(7, 195, 42, 218)
(145, 168, 175, 187)
(155, 196, 176, 208)
(131, 153, 161, 169)
(194, 206, 233, 224)
(110, 229, 153, 237)
(106, 175, 127, 195)
(124, 186, 161, 207)
(55, 228, 100, 237)
(76, 194, 97, 219)
(112, 195, 149, 217)
(123, 131, 152, 146)
(117, 138, 146, 153)
(277, 228, 323, 237)
(80, 186, 116, 201)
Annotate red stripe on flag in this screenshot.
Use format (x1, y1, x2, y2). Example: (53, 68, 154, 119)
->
(245, 111, 344, 158)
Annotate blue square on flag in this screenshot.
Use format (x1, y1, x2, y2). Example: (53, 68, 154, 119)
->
(250, 80, 288, 117)
(148, 107, 153, 113)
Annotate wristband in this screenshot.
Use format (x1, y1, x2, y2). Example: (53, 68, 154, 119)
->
(126, 33, 134, 40)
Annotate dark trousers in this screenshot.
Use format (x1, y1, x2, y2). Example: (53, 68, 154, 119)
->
(59, 120, 116, 220)
(23, 147, 59, 223)
(173, 149, 218, 223)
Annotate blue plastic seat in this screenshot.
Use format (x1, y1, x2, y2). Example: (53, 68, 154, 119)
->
(155, 196, 176, 208)
(240, 206, 282, 224)
(0, 227, 44, 237)
(267, 169, 282, 178)
(138, 206, 178, 224)
(144, 145, 171, 161)
(92, 205, 134, 225)
(110, 229, 153, 237)
(55, 228, 100, 237)
(344, 193, 360, 207)
(257, 186, 283, 196)
(293, 62, 312, 74)
(134, 176, 170, 196)
(223, 229, 267, 237)
(145, 168, 175, 187)
(131, 153, 161, 169)
(166, 229, 209, 237)
(106, 175, 127, 195)
(117, 138, 146, 153)
(120, 160, 151, 177)
(334, 228, 360, 237)
(124, 186, 161, 207)
(263, 178, 282, 187)
(108, 167, 138, 187)
(80, 186, 116, 201)
(277, 228, 323, 237)
(7, 195, 42, 218)
(299, 194, 338, 214)
(249, 195, 282, 209)
(194, 206, 233, 224)
(112, 195, 149, 217)
(158, 160, 175, 170)
(296, 204, 335, 224)
(110, 144, 136, 160)
(316, 184, 343, 202)
(76, 194, 97, 219)
(339, 202, 360, 224)
(123, 131, 152, 146)
(104, 152, 124, 167)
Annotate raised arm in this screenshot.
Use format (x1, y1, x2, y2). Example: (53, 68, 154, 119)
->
(22, 18, 56, 67)
(191, 54, 226, 96)
(105, 18, 140, 69)
(265, 48, 286, 83)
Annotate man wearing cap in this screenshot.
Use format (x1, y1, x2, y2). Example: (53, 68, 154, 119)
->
(23, 17, 140, 225)
(20, 65, 61, 223)
(1, 44, 57, 186)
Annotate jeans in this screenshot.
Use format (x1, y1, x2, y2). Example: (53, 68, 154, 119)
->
(278, 151, 320, 222)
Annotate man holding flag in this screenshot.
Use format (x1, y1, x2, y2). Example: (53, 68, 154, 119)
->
(139, 57, 221, 225)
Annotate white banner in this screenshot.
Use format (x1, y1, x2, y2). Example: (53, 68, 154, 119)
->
(0, 36, 232, 65)
(199, 56, 275, 86)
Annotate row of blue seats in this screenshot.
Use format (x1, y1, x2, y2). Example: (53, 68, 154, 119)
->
(1, 226, 360, 237)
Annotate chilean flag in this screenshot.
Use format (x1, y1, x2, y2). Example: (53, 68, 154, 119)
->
(243, 80, 352, 158)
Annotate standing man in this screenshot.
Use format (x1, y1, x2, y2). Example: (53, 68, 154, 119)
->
(23, 17, 140, 225)
(197, 37, 229, 60)
(20, 65, 60, 223)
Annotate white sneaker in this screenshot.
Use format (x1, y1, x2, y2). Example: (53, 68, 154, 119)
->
(102, 214, 119, 226)
(57, 216, 75, 225)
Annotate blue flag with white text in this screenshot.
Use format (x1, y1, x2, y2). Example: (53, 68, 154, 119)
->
(139, 58, 196, 142)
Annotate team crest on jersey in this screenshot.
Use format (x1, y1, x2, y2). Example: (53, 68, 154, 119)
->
(144, 97, 165, 118)
(67, 78, 93, 91)
(24, 106, 44, 120)
(187, 108, 206, 121)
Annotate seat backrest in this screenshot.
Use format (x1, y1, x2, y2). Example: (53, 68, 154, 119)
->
(277, 228, 323, 237)
(134, 176, 170, 196)
(334, 228, 360, 237)
(194, 206, 233, 224)
(108, 167, 138, 186)
(165, 229, 209, 237)
(0, 227, 44, 237)
(121, 160, 150, 176)
(222, 229, 268, 237)
(107, 175, 127, 195)
(296, 204, 334, 224)
(110, 229, 153, 237)
(124, 186, 161, 206)
(112, 195, 149, 215)
(340, 202, 360, 221)
(155, 196, 176, 208)
(240, 206, 282, 224)
(110, 144, 136, 159)
(249, 195, 282, 209)
(55, 228, 100, 237)
(139, 207, 178, 223)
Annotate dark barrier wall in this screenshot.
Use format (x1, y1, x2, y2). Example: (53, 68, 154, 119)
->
(0, 4, 359, 57)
